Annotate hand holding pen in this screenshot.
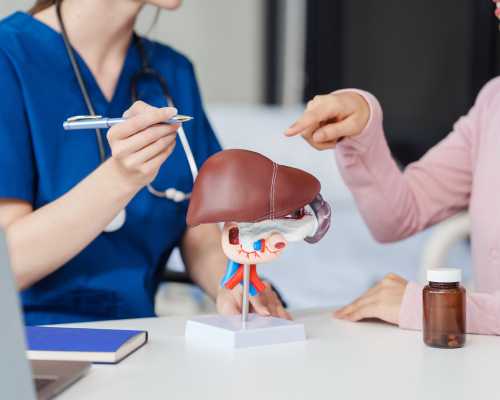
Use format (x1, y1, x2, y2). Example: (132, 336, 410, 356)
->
(87, 102, 180, 189)
(63, 102, 198, 191)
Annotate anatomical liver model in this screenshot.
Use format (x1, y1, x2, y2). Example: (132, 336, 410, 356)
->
(187, 149, 331, 326)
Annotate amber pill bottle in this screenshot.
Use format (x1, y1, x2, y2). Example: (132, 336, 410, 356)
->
(423, 268, 466, 348)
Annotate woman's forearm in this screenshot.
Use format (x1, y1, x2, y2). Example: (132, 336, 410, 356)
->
(7, 103, 178, 290)
(7, 159, 139, 290)
(335, 90, 474, 243)
(181, 224, 226, 299)
(192, 248, 227, 299)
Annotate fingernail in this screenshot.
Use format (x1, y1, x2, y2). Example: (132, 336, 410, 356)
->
(263, 309, 271, 316)
(312, 132, 323, 142)
(285, 123, 298, 134)
(166, 107, 178, 115)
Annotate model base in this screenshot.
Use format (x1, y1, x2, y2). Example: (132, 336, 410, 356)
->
(185, 313, 306, 349)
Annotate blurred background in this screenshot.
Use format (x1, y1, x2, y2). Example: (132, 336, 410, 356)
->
(1, 1, 499, 314)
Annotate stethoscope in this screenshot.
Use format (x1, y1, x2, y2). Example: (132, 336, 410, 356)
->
(56, 1, 198, 232)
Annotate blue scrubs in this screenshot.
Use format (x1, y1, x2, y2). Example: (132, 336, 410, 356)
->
(0, 12, 222, 325)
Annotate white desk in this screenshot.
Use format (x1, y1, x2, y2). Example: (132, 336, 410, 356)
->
(59, 309, 499, 400)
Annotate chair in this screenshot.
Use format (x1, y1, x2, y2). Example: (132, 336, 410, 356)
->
(419, 212, 471, 286)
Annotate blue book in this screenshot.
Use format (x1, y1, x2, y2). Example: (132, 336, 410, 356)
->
(26, 326, 148, 364)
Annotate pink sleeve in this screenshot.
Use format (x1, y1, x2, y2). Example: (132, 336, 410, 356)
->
(466, 291, 500, 334)
(334, 83, 500, 333)
(334, 89, 477, 243)
(398, 282, 423, 330)
(399, 283, 500, 335)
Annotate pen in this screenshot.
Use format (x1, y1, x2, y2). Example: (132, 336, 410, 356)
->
(63, 114, 193, 131)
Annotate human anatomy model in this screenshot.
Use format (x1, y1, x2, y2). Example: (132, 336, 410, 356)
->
(187, 149, 331, 323)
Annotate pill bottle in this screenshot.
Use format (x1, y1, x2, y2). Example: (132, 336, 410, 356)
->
(423, 268, 466, 348)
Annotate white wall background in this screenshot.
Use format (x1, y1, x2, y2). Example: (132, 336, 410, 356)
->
(0, 1, 471, 310)
(0, 0, 265, 104)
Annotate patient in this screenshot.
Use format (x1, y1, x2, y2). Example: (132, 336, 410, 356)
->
(285, 3, 500, 336)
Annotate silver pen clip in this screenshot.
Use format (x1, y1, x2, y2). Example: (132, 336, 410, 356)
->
(66, 115, 103, 123)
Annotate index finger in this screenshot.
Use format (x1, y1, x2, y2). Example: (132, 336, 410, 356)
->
(334, 286, 381, 318)
(285, 96, 342, 137)
(342, 303, 379, 322)
(284, 109, 321, 137)
(276, 303, 293, 320)
(124, 101, 177, 119)
(249, 295, 272, 317)
(109, 107, 178, 140)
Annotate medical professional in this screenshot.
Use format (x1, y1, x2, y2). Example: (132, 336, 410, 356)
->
(286, 2, 500, 335)
(0, 0, 289, 325)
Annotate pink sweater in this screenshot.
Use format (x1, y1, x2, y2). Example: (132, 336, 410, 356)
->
(335, 79, 500, 335)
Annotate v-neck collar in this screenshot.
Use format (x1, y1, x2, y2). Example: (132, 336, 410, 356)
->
(17, 11, 138, 113)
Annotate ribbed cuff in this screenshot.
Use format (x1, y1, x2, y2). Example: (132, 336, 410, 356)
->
(333, 89, 384, 154)
(398, 281, 424, 331)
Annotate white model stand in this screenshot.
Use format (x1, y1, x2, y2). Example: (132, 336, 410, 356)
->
(185, 313, 306, 349)
(185, 264, 306, 349)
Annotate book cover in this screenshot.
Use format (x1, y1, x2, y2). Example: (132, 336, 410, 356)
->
(26, 326, 148, 364)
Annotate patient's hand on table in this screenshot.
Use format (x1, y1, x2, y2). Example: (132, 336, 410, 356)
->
(285, 91, 370, 150)
(334, 273, 407, 325)
(216, 282, 292, 320)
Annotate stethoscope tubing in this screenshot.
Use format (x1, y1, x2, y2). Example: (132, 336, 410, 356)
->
(56, 0, 198, 191)
(56, 0, 199, 232)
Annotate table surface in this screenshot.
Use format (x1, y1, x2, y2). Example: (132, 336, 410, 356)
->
(58, 309, 499, 400)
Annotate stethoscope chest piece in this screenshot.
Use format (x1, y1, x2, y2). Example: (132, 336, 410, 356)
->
(105, 209, 127, 233)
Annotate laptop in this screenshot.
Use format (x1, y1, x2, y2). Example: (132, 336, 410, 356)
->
(0, 230, 90, 400)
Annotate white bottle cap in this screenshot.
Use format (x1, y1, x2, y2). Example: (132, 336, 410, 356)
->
(427, 268, 461, 283)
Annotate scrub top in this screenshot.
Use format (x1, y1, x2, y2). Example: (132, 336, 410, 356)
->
(0, 12, 222, 325)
